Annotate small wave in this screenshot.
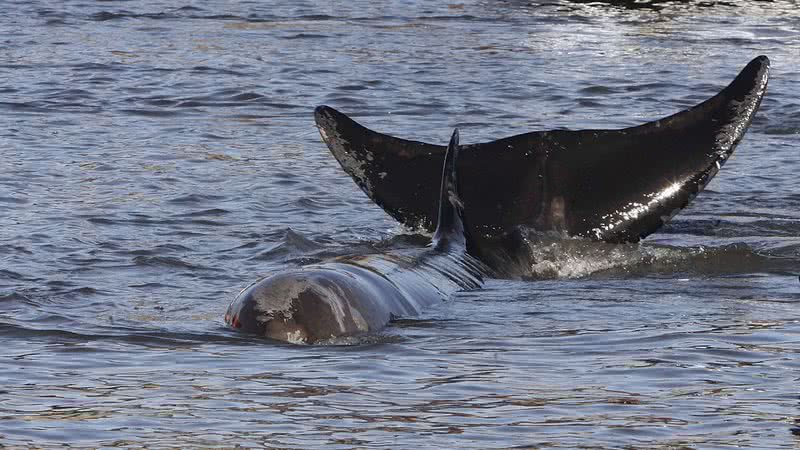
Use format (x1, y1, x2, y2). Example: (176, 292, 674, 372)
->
(578, 85, 617, 95)
(17, 283, 103, 302)
(283, 33, 329, 40)
(293, 197, 331, 211)
(314, 331, 406, 347)
(283, 240, 387, 266)
(623, 81, 679, 92)
(249, 228, 324, 261)
(129, 243, 194, 256)
(190, 66, 249, 77)
(505, 229, 800, 280)
(71, 62, 118, 72)
(87, 217, 114, 225)
(0, 101, 53, 113)
(173, 208, 230, 218)
(167, 193, 227, 204)
(662, 217, 800, 237)
(336, 85, 369, 92)
(525, 239, 654, 279)
(229, 92, 264, 101)
(0, 292, 31, 302)
(119, 108, 183, 117)
(764, 126, 800, 135)
(89, 11, 175, 22)
(0, 195, 28, 204)
(127, 282, 181, 289)
(0, 320, 251, 347)
(0, 269, 25, 280)
(60, 286, 99, 296)
(132, 255, 207, 270)
(577, 98, 605, 108)
(172, 5, 203, 12)
(375, 233, 431, 250)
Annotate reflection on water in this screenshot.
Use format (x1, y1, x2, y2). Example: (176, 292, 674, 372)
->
(1, 0, 799, 447)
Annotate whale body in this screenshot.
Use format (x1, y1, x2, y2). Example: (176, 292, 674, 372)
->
(225, 130, 485, 343)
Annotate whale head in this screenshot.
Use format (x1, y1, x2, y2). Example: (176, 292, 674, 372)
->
(224, 269, 374, 344)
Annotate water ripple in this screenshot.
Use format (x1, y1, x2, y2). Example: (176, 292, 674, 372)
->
(2, 0, 799, 448)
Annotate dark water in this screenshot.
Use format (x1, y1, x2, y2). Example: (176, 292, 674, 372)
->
(2, 0, 799, 447)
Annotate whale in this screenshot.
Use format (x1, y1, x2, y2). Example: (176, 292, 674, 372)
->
(313, 56, 770, 271)
(225, 129, 486, 343)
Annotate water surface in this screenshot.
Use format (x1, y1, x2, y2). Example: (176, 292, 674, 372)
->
(1, 0, 799, 447)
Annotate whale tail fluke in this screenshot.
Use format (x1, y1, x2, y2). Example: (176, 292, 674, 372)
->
(432, 129, 469, 253)
(314, 56, 770, 259)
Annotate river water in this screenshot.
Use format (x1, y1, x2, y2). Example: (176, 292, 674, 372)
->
(1, 1, 799, 448)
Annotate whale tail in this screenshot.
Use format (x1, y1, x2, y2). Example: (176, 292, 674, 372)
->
(314, 56, 770, 258)
(432, 129, 469, 252)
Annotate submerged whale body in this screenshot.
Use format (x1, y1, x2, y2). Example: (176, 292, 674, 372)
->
(314, 56, 770, 269)
(226, 130, 485, 343)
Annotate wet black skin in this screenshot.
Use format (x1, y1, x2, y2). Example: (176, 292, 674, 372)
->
(225, 252, 484, 344)
(314, 56, 770, 272)
(226, 130, 486, 344)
